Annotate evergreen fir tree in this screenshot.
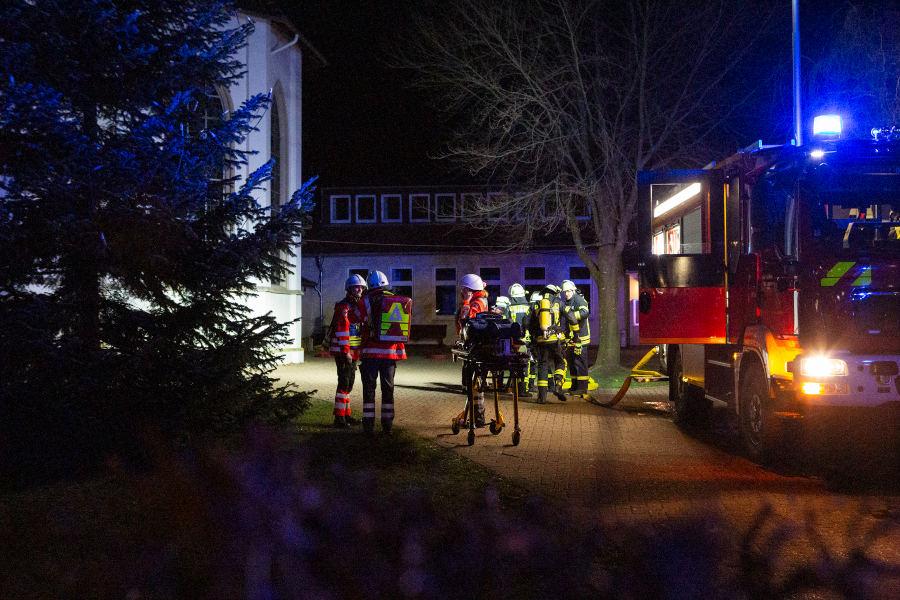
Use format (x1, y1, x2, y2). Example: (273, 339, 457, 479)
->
(0, 0, 312, 472)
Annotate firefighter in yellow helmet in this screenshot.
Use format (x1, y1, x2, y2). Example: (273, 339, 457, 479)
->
(561, 279, 591, 398)
(527, 283, 567, 404)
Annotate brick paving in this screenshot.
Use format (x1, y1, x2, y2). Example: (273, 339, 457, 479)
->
(276, 354, 900, 570)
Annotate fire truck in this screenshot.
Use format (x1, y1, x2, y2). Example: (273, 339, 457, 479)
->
(637, 121, 900, 460)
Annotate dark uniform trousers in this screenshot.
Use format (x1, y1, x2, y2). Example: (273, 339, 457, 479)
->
(567, 344, 589, 393)
(334, 356, 357, 392)
(360, 358, 396, 430)
(534, 342, 566, 402)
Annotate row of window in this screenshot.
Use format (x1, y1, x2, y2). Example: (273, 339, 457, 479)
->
(329, 193, 590, 224)
(349, 266, 592, 316)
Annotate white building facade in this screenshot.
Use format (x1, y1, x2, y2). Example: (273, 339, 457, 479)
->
(223, 8, 322, 363)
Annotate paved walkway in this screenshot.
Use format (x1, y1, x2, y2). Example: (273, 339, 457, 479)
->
(276, 355, 899, 573)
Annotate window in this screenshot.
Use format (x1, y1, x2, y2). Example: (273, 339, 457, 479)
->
(480, 267, 501, 302)
(650, 181, 707, 255)
(569, 266, 590, 280)
(571, 194, 590, 220)
(356, 194, 376, 223)
(524, 266, 545, 282)
(349, 268, 368, 279)
(410, 194, 430, 222)
(435, 267, 456, 281)
(460, 192, 483, 221)
(435, 193, 456, 221)
(269, 98, 282, 215)
(486, 191, 507, 221)
(575, 283, 591, 303)
(381, 194, 402, 223)
(391, 267, 413, 298)
(479, 267, 501, 281)
(435, 267, 457, 316)
(331, 195, 351, 223)
(188, 88, 229, 202)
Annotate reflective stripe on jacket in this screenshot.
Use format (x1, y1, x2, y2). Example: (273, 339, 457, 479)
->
(329, 297, 362, 359)
(563, 292, 591, 345)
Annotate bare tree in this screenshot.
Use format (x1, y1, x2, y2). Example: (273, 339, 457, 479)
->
(402, 0, 769, 374)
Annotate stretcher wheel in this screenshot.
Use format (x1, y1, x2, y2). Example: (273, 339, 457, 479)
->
(451, 419, 460, 435)
(467, 430, 475, 446)
(512, 430, 521, 446)
(489, 421, 502, 435)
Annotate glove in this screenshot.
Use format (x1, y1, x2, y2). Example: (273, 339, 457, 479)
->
(574, 344, 582, 356)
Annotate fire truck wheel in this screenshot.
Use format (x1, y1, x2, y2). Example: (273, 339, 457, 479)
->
(668, 347, 709, 429)
(739, 365, 783, 462)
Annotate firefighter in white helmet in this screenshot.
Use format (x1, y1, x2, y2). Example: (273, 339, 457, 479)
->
(457, 273, 489, 426)
(561, 279, 591, 398)
(328, 274, 367, 427)
(492, 295, 511, 318)
(528, 283, 567, 403)
(356, 270, 412, 435)
(507, 283, 533, 397)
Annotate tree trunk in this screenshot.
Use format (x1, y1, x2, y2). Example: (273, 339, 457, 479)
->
(592, 245, 622, 375)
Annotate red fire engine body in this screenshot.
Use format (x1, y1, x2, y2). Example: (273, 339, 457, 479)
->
(637, 132, 900, 460)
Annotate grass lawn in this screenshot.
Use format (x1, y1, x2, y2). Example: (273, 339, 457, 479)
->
(0, 400, 554, 598)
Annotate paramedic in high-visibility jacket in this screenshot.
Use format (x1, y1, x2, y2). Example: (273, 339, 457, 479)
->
(561, 279, 591, 398)
(456, 273, 489, 426)
(357, 270, 411, 435)
(328, 274, 367, 428)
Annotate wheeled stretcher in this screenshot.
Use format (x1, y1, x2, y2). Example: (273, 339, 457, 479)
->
(451, 314, 528, 446)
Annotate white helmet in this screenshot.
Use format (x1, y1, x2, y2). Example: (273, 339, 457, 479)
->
(508, 283, 526, 297)
(459, 273, 484, 291)
(345, 274, 367, 291)
(561, 280, 577, 293)
(494, 296, 510, 309)
(529, 291, 541, 302)
(544, 283, 561, 295)
(366, 270, 389, 289)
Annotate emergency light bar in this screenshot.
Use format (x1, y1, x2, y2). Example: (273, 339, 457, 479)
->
(653, 182, 701, 218)
(812, 114, 842, 137)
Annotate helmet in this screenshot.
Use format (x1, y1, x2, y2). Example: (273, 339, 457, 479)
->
(508, 283, 526, 297)
(561, 280, 577, 293)
(459, 273, 485, 291)
(529, 291, 542, 302)
(366, 270, 389, 289)
(494, 296, 510, 309)
(544, 283, 561, 295)
(345, 274, 367, 291)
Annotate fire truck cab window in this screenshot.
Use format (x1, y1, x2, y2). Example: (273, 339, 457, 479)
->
(751, 175, 797, 258)
(650, 182, 707, 255)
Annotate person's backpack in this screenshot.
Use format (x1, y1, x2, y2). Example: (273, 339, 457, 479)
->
(368, 292, 412, 343)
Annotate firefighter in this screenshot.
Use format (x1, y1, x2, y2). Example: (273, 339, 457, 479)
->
(528, 283, 567, 404)
(525, 290, 542, 393)
(561, 279, 591, 398)
(492, 295, 511, 317)
(507, 283, 532, 397)
(328, 274, 367, 427)
(456, 273, 489, 426)
(357, 270, 411, 435)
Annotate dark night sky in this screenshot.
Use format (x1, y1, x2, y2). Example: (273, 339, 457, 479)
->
(284, 0, 880, 189)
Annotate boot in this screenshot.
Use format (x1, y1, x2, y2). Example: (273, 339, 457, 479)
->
(537, 388, 547, 405)
(362, 418, 375, 435)
(345, 414, 359, 426)
(333, 415, 347, 428)
(475, 404, 486, 427)
(381, 420, 392, 435)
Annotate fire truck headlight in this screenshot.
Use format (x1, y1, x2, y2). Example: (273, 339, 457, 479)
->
(799, 356, 848, 378)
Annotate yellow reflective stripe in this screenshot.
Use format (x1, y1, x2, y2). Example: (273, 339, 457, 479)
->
(820, 261, 855, 287)
(536, 380, 548, 387)
(851, 266, 871, 287)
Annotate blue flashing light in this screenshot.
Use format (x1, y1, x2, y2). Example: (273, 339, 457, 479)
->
(813, 114, 842, 137)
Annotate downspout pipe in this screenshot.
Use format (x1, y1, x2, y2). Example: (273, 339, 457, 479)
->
(271, 33, 299, 55)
